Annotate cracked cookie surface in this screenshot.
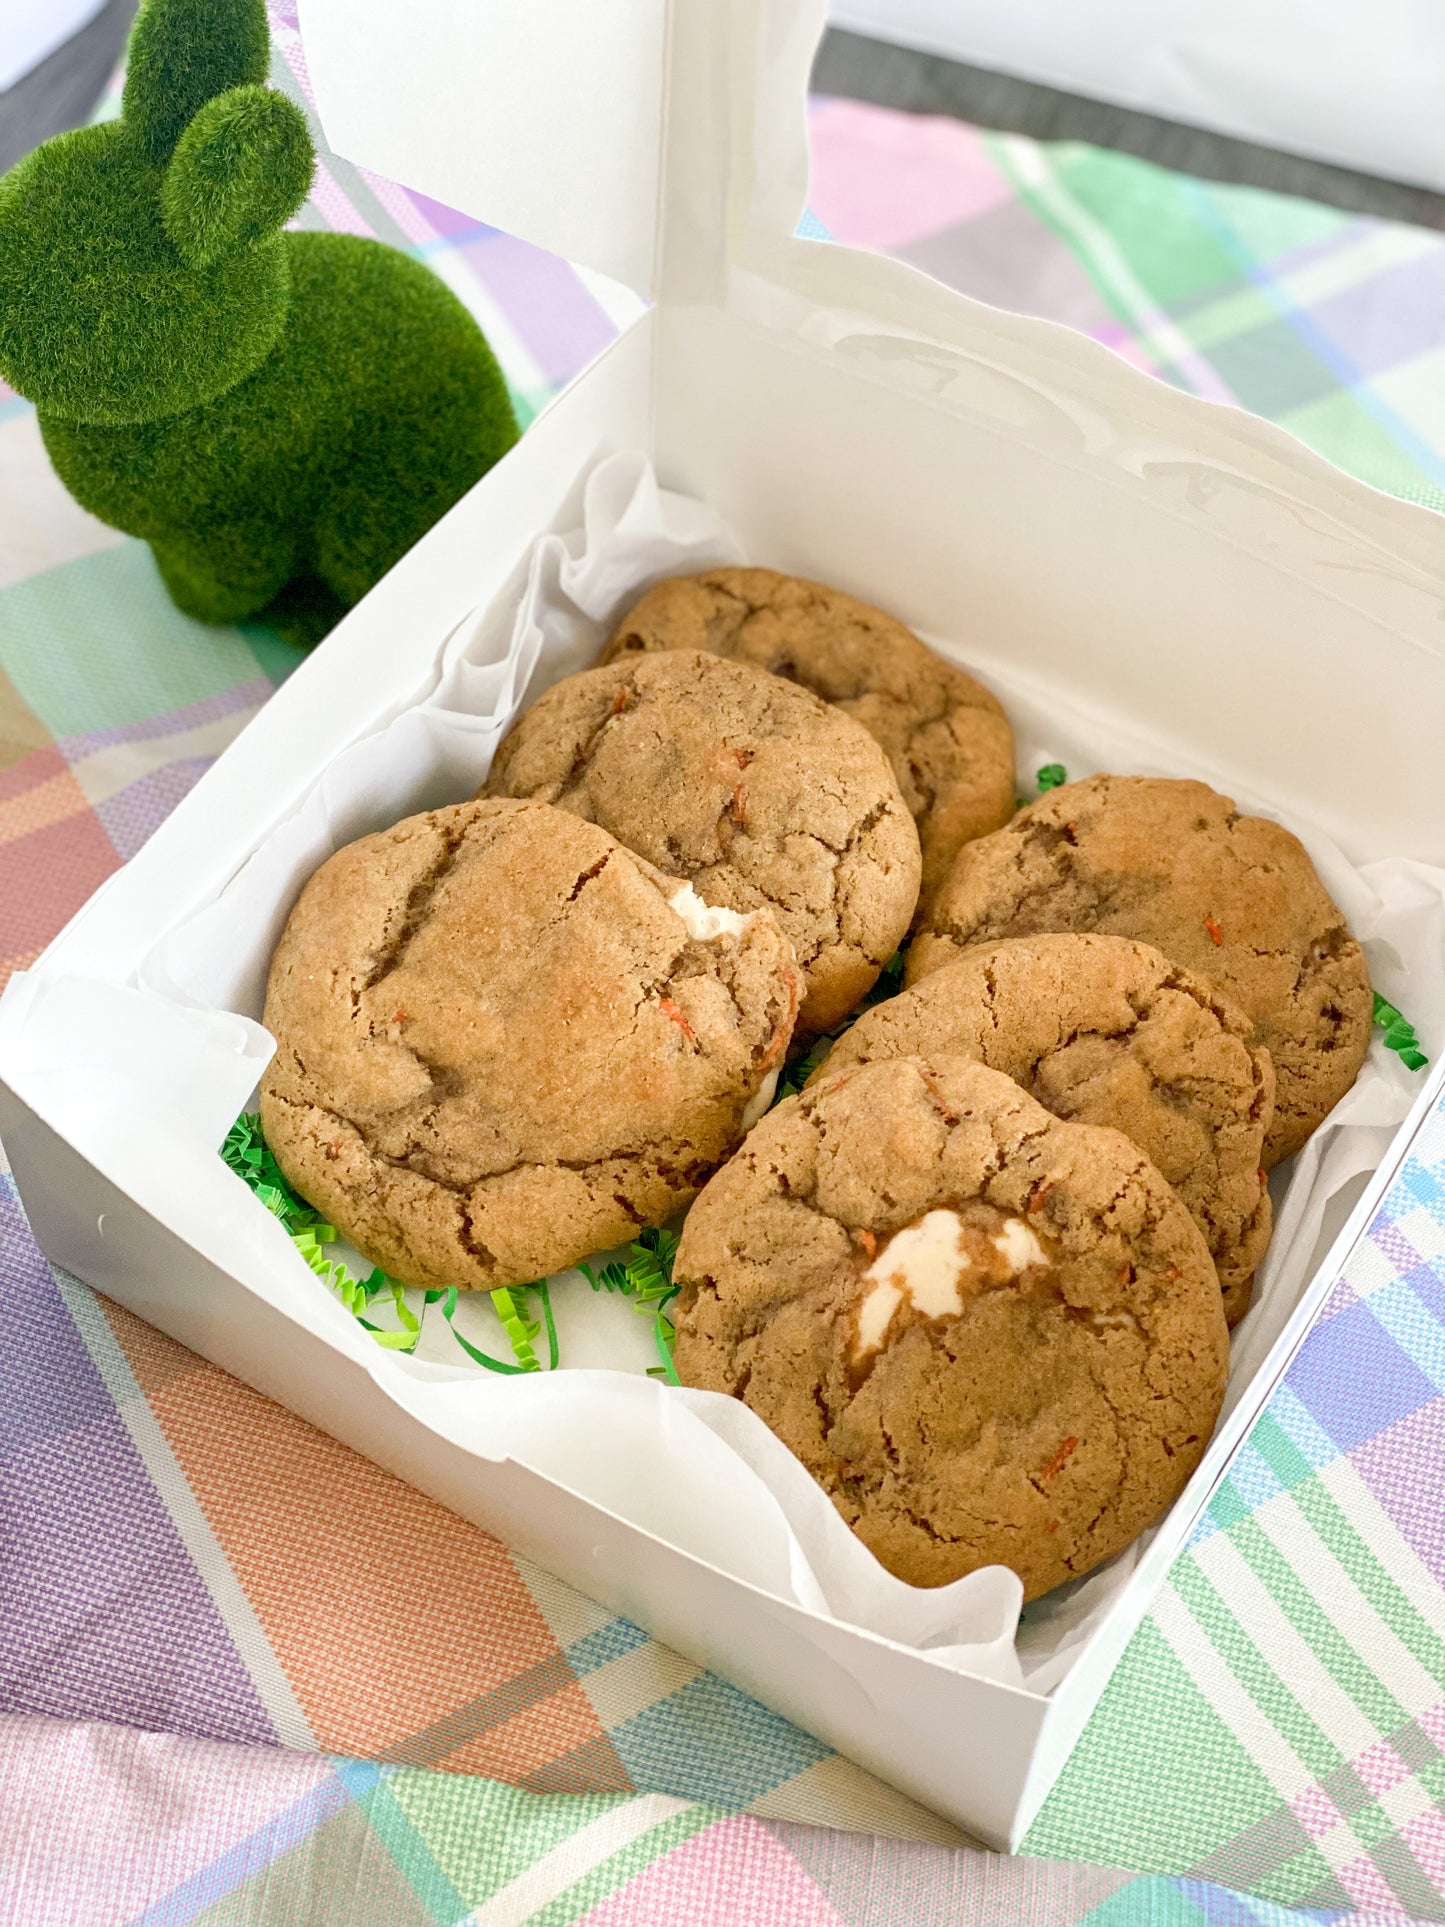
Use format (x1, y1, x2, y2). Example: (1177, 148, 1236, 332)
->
(260, 798, 800, 1291)
(815, 934, 1274, 1325)
(602, 568, 1015, 905)
(908, 775, 1371, 1165)
(483, 650, 921, 1039)
(672, 1054, 1228, 1599)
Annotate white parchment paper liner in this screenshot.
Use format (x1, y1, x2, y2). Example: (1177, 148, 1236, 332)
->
(12, 451, 1440, 1693)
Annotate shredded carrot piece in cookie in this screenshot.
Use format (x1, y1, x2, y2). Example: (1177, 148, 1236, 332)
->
(657, 996, 697, 1044)
(856, 1228, 878, 1258)
(759, 971, 800, 1068)
(1204, 914, 1224, 946)
(731, 783, 747, 823)
(1040, 1437, 1079, 1481)
(918, 1066, 958, 1122)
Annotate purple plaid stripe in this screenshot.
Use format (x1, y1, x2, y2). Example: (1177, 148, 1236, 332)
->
(52, 679, 271, 764)
(0, 1184, 277, 1746)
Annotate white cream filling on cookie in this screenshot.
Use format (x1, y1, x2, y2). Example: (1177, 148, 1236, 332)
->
(669, 882, 748, 942)
(855, 1209, 970, 1358)
(668, 885, 779, 1130)
(740, 1067, 779, 1131)
(853, 1211, 1050, 1358)
(993, 1217, 1047, 1272)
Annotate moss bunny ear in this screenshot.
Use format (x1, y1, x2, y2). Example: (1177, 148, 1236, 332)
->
(124, 0, 271, 160)
(162, 85, 314, 267)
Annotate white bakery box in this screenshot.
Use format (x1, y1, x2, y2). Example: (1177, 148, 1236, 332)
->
(2, 0, 1444, 1853)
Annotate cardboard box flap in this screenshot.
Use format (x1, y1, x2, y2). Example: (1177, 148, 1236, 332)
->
(297, 0, 670, 296)
(298, 0, 830, 306)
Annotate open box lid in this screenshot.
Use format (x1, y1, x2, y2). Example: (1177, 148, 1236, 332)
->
(302, 0, 1445, 873)
(298, 0, 1445, 579)
(297, 0, 826, 304)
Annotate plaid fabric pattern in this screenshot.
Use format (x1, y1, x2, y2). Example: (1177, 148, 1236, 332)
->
(8, 1711, 1445, 1919)
(3, 17, 1445, 1923)
(1030, 1105, 1445, 1914)
(5, 1708, 1445, 1926)
(808, 99, 1445, 513)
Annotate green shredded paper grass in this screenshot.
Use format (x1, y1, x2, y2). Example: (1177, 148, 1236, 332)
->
(221, 1114, 559, 1373)
(223, 960, 1426, 1384)
(1016, 762, 1068, 810)
(773, 947, 906, 1104)
(579, 1227, 682, 1383)
(1373, 992, 1429, 1073)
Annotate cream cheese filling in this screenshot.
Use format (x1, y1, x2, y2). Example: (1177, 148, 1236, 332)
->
(993, 1216, 1047, 1272)
(667, 885, 780, 1129)
(668, 882, 748, 942)
(740, 1066, 779, 1131)
(854, 1209, 1050, 1359)
(855, 1209, 969, 1358)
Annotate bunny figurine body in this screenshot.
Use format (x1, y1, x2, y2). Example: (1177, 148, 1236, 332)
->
(0, 0, 518, 640)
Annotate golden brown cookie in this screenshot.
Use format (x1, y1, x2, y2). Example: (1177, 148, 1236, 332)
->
(483, 650, 921, 1039)
(908, 776, 1371, 1165)
(260, 798, 800, 1291)
(815, 934, 1274, 1324)
(602, 568, 1015, 902)
(672, 1055, 1229, 1600)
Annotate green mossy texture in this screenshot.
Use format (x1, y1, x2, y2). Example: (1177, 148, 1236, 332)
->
(0, 0, 519, 642)
(123, 0, 270, 160)
(0, 120, 296, 425)
(164, 86, 315, 266)
(43, 232, 518, 630)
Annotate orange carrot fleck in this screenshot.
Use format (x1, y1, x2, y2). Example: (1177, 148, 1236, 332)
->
(1044, 1519, 1061, 1534)
(919, 1066, 958, 1122)
(759, 969, 800, 1068)
(1040, 1437, 1079, 1481)
(857, 1228, 878, 1258)
(1204, 914, 1224, 946)
(608, 688, 629, 717)
(657, 996, 697, 1044)
(731, 783, 747, 822)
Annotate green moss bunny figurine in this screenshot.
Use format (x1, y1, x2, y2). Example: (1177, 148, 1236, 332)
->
(0, 0, 518, 641)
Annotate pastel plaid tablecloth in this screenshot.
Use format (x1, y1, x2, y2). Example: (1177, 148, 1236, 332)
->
(4, 15, 1445, 1923)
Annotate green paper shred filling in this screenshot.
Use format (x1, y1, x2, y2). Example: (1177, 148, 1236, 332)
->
(221, 1114, 550, 1372)
(774, 1034, 835, 1104)
(580, 1227, 682, 1384)
(772, 947, 908, 1105)
(1373, 992, 1429, 1073)
(489, 1284, 542, 1373)
(222, 1114, 665, 1378)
